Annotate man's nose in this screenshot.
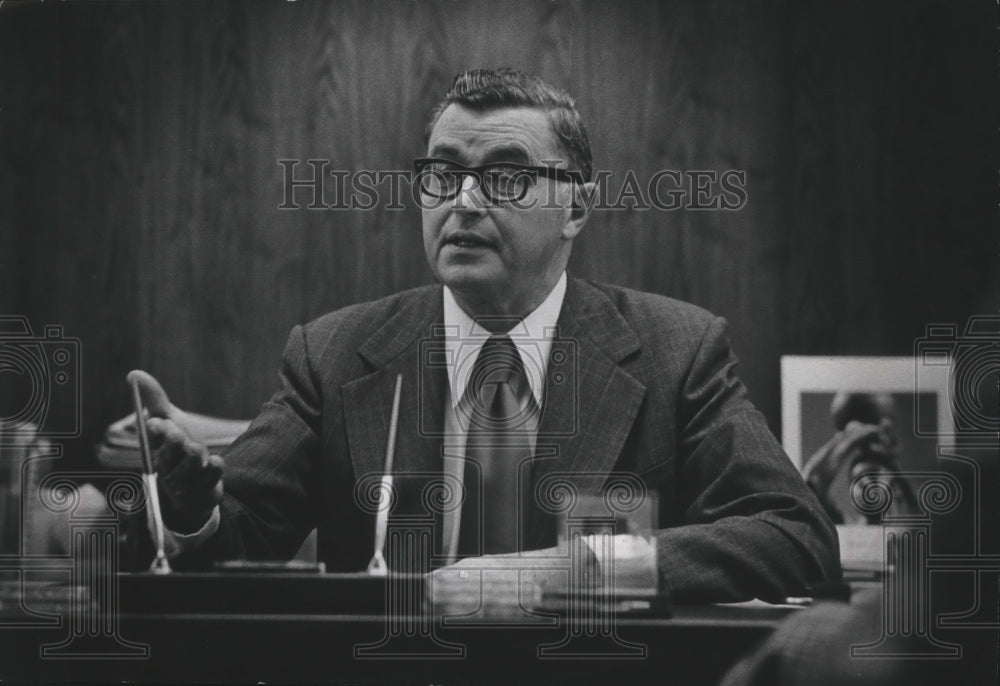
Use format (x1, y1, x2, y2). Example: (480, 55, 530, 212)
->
(451, 174, 488, 213)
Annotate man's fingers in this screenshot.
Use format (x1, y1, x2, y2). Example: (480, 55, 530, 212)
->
(829, 422, 883, 462)
(127, 369, 175, 418)
(159, 438, 210, 486)
(159, 448, 224, 511)
(842, 420, 882, 438)
(187, 453, 225, 499)
(204, 453, 224, 478)
(146, 417, 193, 471)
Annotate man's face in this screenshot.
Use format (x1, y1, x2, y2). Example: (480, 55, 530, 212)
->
(421, 104, 586, 318)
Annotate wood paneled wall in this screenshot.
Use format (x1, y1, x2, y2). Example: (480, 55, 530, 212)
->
(1, 0, 995, 464)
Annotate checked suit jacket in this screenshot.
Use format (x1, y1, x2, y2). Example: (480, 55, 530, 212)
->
(193, 276, 840, 603)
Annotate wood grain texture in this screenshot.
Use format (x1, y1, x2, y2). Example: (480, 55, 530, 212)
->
(0, 0, 994, 464)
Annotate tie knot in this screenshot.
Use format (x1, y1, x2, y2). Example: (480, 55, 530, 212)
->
(464, 335, 535, 431)
(474, 335, 523, 387)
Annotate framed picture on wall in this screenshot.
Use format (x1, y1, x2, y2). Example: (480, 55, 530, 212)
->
(780, 356, 954, 572)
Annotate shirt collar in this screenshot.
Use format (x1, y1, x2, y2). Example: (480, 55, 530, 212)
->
(442, 272, 567, 408)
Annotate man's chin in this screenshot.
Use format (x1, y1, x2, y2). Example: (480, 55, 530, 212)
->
(436, 269, 506, 308)
(439, 275, 497, 300)
(435, 261, 500, 291)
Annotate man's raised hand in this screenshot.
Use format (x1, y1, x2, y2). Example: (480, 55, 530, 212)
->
(127, 370, 223, 534)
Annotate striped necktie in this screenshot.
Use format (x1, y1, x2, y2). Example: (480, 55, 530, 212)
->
(458, 334, 537, 557)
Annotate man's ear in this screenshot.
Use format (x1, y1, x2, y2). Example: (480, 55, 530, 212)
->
(561, 181, 597, 240)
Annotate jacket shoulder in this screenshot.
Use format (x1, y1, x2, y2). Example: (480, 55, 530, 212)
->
(579, 279, 720, 332)
(296, 284, 440, 360)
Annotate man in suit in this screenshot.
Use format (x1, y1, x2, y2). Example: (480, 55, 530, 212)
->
(135, 68, 840, 603)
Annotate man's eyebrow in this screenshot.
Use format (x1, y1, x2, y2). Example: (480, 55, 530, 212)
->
(425, 144, 537, 166)
(480, 146, 533, 165)
(427, 144, 464, 161)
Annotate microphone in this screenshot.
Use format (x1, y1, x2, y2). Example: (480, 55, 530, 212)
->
(129, 375, 172, 575)
(367, 373, 403, 576)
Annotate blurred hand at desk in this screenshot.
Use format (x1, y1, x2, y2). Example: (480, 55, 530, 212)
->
(427, 535, 659, 617)
(128, 370, 224, 534)
(427, 549, 572, 617)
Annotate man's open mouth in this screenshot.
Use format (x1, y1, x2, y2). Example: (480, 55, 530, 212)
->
(445, 235, 493, 249)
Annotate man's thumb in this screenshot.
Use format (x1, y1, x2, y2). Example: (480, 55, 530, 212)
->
(126, 369, 176, 418)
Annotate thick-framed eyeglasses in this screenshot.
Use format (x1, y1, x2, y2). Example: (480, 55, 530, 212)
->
(413, 157, 585, 204)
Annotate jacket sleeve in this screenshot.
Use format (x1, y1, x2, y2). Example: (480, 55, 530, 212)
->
(654, 316, 841, 602)
(174, 324, 322, 567)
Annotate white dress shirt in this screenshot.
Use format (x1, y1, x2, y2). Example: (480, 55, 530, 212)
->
(439, 272, 567, 561)
(441, 270, 566, 448)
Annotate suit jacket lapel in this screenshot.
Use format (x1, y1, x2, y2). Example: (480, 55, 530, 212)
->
(526, 278, 647, 548)
(342, 288, 446, 517)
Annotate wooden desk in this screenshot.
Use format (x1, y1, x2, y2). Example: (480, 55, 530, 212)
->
(0, 572, 795, 685)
